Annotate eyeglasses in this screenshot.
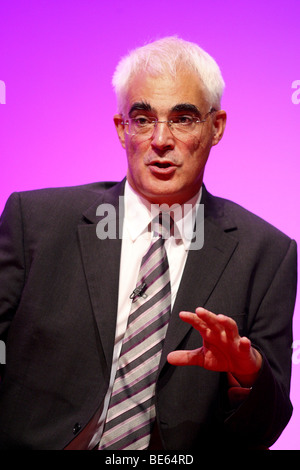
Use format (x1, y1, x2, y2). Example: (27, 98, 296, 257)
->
(122, 108, 216, 142)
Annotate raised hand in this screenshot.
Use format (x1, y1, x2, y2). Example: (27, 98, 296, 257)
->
(167, 307, 262, 387)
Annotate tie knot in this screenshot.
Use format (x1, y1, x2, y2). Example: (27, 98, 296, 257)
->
(152, 212, 174, 239)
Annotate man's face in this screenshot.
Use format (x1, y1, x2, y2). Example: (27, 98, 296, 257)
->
(114, 69, 226, 206)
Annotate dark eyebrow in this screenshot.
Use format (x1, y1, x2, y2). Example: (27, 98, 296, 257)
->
(128, 101, 156, 116)
(128, 101, 201, 117)
(170, 103, 202, 116)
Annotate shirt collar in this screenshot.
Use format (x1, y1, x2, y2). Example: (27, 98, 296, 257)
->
(124, 181, 202, 250)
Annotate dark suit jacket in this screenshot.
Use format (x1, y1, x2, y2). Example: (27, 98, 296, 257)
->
(0, 180, 297, 450)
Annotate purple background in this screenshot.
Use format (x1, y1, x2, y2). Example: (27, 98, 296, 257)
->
(1, 0, 299, 449)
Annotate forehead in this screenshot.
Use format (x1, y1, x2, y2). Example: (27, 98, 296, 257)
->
(124, 69, 209, 115)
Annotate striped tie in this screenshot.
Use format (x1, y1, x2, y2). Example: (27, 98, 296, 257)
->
(99, 214, 172, 450)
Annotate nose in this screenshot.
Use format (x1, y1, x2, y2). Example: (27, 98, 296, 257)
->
(150, 121, 175, 150)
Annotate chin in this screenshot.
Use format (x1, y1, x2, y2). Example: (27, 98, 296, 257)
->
(144, 190, 187, 206)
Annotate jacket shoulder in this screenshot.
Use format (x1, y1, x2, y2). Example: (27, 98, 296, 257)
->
(203, 187, 295, 248)
(19, 181, 119, 201)
(6, 181, 119, 212)
(1, 181, 124, 232)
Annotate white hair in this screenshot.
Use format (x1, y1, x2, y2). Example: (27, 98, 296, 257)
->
(112, 36, 225, 113)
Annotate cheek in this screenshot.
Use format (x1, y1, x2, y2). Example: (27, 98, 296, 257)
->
(180, 140, 206, 170)
(125, 143, 149, 184)
(126, 138, 149, 166)
(125, 139, 138, 166)
(189, 131, 212, 153)
(191, 136, 203, 152)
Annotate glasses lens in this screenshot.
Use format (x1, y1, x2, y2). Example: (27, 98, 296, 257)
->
(124, 112, 213, 143)
(129, 119, 153, 136)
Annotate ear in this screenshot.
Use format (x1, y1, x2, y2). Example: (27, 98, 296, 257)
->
(212, 110, 227, 146)
(114, 114, 126, 149)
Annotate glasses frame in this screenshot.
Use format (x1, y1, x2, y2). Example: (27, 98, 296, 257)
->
(122, 108, 217, 139)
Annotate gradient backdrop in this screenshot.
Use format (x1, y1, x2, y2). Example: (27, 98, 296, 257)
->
(1, 0, 299, 450)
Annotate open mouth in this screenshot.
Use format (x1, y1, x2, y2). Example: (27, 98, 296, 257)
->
(148, 161, 177, 177)
(153, 162, 173, 168)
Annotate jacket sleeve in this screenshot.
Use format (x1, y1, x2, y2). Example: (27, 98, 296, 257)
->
(224, 238, 297, 448)
(0, 193, 25, 342)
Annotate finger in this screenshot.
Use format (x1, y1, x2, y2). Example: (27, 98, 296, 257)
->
(239, 336, 251, 352)
(167, 348, 204, 367)
(180, 310, 225, 345)
(195, 307, 217, 324)
(217, 314, 239, 341)
(196, 308, 239, 341)
(195, 308, 223, 334)
(178, 311, 208, 332)
(177, 312, 217, 347)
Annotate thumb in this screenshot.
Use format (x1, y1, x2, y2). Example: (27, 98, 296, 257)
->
(167, 348, 204, 367)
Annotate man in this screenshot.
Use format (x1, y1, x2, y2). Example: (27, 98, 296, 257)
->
(0, 37, 297, 450)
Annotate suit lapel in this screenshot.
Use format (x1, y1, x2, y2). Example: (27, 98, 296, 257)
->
(159, 187, 239, 369)
(78, 180, 125, 370)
